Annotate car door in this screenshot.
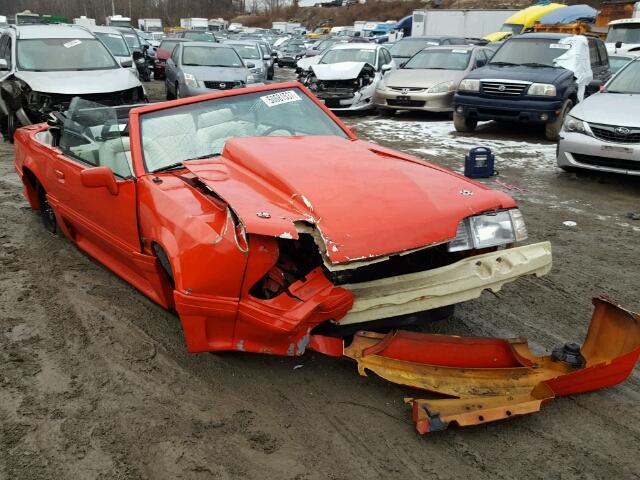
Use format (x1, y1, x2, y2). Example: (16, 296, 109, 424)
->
(48, 98, 141, 273)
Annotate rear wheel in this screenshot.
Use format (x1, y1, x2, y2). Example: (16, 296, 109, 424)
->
(175, 83, 181, 99)
(453, 111, 477, 132)
(36, 183, 57, 234)
(545, 99, 573, 141)
(165, 81, 175, 100)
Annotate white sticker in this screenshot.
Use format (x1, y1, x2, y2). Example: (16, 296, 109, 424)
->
(63, 39, 82, 48)
(426, 42, 438, 45)
(452, 49, 469, 54)
(550, 43, 571, 50)
(108, 34, 121, 38)
(260, 90, 302, 107)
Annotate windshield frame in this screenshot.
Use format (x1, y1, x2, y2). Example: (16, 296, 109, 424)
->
(94, 31, 131, 58)
(319, 47, 378, 66)
(181, 45, 244, 67)
(489, 37, 567, 68)
(130, 84, 354, 175)
(403, 48, 472, 70)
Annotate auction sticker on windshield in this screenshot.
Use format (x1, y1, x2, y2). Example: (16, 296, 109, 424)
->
(550, 43, 571, 49)
(261, 90, 302, 107)
(63, 39, 82, 49)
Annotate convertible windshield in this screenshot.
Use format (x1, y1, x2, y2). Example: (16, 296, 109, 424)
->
(227, 43, 260, 59)
(606, 24, 640, 44)
(490, 39, 565, 67)
(140, 88, 348, 172)
(606, 60, 640, 93)
(94, 32, 130, 57)
(320, 48, 376, 65)
(17, 38, 118, 71)
(182, 46, 243, 67)
(389, 38, 440, 57)
(404, 49, 471, 70)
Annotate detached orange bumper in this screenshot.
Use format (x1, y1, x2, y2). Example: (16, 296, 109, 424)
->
(333, 297, 640, 434)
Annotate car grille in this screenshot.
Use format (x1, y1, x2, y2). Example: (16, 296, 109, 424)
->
(389, 87, 426, 93)
(589, 123, 640, 144)
(481, 81, 528, 96)
(203, 81, 242, 90)
(572, 153, 640, 171)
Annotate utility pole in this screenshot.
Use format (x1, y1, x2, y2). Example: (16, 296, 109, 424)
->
(111, 0, 115, 15)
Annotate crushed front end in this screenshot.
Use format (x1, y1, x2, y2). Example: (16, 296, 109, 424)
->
(306, 63, 377, 111)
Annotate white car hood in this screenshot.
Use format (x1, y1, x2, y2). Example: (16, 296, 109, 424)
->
(571, 92, 640, 128)
(311, 61, 371, 80)
(14, 68, 141, 94)
(297, 55, 321, 70)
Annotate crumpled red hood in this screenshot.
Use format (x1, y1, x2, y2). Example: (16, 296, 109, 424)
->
(184, 136, 516, 264)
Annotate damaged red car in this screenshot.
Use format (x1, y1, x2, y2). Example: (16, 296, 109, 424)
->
(14, 82, 552, 355)
(14, 83, 640, 435)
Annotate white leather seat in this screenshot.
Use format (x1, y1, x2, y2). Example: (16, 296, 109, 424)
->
(142, 113, 198, 171)
(98, 137, 132, 178)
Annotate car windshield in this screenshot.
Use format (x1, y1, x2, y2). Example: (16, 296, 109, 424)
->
(404, 49, 471, 70)
(184, 31, 215, 42)
(389, 38, 440, 57)
(227, 43, 260, 59)
(490, 38, 566, 67)
(158, 40, 180, 53)
(606, 60, 640, 93)
(94, 32, 130, 57)
(140, 88, 348, 172)
(606, 24, 640, 43)
(121, 32, 141, 49)
(500, 23, 524, 34)
(17, 38, 118, 71)
(182, 46, 243, 67)
(609, 56, 632, 73)
(320, 48, 376, 65)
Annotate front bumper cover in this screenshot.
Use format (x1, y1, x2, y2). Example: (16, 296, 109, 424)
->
(335, 296, 640, 434)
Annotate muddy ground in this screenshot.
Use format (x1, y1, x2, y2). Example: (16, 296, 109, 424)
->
(1, 70, 639, 480)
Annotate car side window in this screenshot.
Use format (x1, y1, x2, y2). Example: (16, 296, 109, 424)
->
(0, 35, 11, 68)
(588, 38, 599, 68)
(381, 48, 391, 66)
(475, 50, 487, 67)
(171, 45, 179, 64)
(60, 98, 133, 179)
(596, 41, 609, 68)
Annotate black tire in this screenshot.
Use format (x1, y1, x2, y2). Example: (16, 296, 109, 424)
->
(379, 108, 396, 117)
(545, 99, 573, 141)
(453, 111, 477, 132)
(7, 109, 17, 144)
(36, 182, 57, 234)
(165, 82, 175, 100)
(175, 83, 181, 99)
(267, 68, 274, 80)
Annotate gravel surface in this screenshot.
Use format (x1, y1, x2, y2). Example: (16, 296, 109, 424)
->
(1, 69, 639, 479)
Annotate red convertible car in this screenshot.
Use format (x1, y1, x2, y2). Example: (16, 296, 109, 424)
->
(14, 83, 640, 435)
(14, 82, 552, 356)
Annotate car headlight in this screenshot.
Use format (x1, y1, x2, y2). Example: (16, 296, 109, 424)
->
(562, 115, 587, 135)
(184, 73, 198, 88)
(458, 79, 480, 92)
(246, 74, 255, 83)
(448, 209, 527, 252)
(527, 83, 556, 96)
(428, 80, 455, 94)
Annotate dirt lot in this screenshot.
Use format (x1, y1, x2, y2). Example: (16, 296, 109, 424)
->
(1, 72, 640, 480)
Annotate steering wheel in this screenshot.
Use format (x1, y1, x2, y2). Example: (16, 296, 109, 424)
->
(263, 125, 296, 136)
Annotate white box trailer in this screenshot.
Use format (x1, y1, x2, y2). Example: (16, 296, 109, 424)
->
(138, 18, 162, 31)
(411, 9, 518, 38)
(180, 18, 209, 31)
(272, 21, 302, 33)
(73, 16, 96, 27)
(106, 15, 132, 27)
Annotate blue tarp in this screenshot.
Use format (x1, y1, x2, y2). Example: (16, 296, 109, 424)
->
(538, 4, 598, 24)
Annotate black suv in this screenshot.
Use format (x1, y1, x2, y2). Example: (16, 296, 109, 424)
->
(453, 33, 611, 140)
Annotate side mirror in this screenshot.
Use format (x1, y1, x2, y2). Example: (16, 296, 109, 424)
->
(475, 60, 486, 68)
(120, 58, 133, 68)
(271, 52, 278, 57)
(132, 51, 143, 61)
(0, 59, 7, 70)
(143, 44, 150, 51)
(80, 167, 118, 195)
(381, 64, 392, 72)
(615, 41, 622, 49)
(246, 61, 255, 69)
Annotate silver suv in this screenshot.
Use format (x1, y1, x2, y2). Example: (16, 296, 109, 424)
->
(0, 24, 144, 141)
